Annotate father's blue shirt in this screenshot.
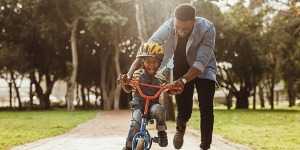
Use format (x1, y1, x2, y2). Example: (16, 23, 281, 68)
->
(148, 17, 217, 82)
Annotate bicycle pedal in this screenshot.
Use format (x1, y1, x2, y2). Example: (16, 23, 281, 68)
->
(152, 137, 159, 143)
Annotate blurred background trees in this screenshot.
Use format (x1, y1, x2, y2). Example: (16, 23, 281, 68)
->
(0, 0, 299, 113)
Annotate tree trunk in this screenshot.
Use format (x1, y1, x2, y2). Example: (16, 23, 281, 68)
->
(87, 88, 92, 106)
(45, 74, 57, 109)
(258, 84, 265, 108)
(160, 69, 175, 121)
(134, 0, 148, 43)
(269, 72, 275, 109)
(235, 89, 249, 109)
(11, 73, 22, 110)
(113, 25, 122, 110)
(75, 84, 80, 106)
(55, 0, 80, 111)
(101, 83, 113, 110)
(66, 17, 80, 111)
(226, 91, 233, 110)
(287, 83, 296, 107)
(12, 80, 22, 110)
(29, 79, 34, 109)
(119, 90, 130, 109)
(9, 81, 12, 109)
(161, 92, 175, 121)
(29, 72, 57, 110)
(100, 51, 114, 110)
(253, 85, 257, 110)
(81, 85, 87, 109)
(30, 72, 45, 109)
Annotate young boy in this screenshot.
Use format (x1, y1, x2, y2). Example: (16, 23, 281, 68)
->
(119, 43, 169, 150)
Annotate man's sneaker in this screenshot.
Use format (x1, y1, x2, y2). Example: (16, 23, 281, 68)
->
(158, 131, 168, 147)
(122, 147, 131, 150)
(173, 118, 187, 149)
(200, 143, 210, 150)
(173, 129, 185, 149)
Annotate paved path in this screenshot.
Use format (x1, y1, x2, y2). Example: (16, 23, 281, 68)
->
(12, 110, 252, 150)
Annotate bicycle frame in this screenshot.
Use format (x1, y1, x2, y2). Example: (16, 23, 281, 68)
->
(129, 81, 180, 150)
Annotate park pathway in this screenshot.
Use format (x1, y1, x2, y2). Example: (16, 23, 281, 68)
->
(12, 110, 252, 150)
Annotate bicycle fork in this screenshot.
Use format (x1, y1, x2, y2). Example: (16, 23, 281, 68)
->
(132, 98, 152, 150)
(132, 117, 150, 150)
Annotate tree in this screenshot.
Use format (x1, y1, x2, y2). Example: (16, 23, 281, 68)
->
(0, 0, 32, 109)
(271, 1, 300, 107)
(215, 1, 266, 109)
(55, 0, 81, 110)
(134, 0, 148, 43)
(0, 43, 29, 109)
(257, 0, 300, 109)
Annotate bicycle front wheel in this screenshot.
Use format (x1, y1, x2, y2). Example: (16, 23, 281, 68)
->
(135, 137, 145, 150)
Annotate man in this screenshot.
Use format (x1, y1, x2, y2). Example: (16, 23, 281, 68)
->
(125, 3, 216, 150)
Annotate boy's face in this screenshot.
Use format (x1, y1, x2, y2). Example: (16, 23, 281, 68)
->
(143, 56, 160, 75)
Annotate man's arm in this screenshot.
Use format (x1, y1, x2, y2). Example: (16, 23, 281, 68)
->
(126, 57, 142, 78)
(148, 20, 171, 44)
(192, 25, 216, 74)
(172, 25, 216, 91)
(179, 24, 216, 83)
(182, 66, 201, 82)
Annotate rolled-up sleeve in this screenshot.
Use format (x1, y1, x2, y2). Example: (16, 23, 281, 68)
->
(192, 25, 216, 73)
(148, 20, 171, 45)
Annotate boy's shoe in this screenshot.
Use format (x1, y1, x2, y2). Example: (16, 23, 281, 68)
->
(158, 131, 168, 147)
(123, 140, 131, 150)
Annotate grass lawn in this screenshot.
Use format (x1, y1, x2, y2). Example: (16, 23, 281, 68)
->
(1, 107, 299, 150)
(189, 106, 300, 150)
(0, 109, 98, 150)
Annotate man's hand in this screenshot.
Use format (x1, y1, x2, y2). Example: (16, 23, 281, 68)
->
(169, 79, 184, 95)
(117, 74, 130, 85)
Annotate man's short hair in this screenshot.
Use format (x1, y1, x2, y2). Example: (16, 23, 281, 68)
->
(174, 3, 196, 21)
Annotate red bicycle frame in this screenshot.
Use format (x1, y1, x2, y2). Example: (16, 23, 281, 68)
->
(127, 80, 181, 150)
(128, 80, 181, 115)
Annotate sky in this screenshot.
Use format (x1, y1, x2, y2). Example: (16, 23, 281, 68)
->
(212, 0, 291, 12)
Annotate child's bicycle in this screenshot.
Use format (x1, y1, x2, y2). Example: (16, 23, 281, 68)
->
(127, 80, 181, 150)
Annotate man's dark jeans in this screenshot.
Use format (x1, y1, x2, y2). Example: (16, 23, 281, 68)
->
(174, 75, 215, 148)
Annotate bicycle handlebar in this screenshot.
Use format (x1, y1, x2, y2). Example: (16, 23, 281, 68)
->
(128, 80, 182, 100)
(118, 79, 182, 115)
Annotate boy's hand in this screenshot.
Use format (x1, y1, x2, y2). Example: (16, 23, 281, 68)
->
(117, 74, 130, 85)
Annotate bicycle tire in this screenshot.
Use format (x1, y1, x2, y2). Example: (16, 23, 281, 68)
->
(135, 137, 145, 150)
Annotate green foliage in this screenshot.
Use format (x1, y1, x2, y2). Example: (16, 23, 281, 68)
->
(215, 1, 267, 107)
(84, 0, 127, 39)
(0, 110, 98, 150)
(265, 2, 300, 102)
(193, 0, 224, 24)
(0, 42, 30, 73)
